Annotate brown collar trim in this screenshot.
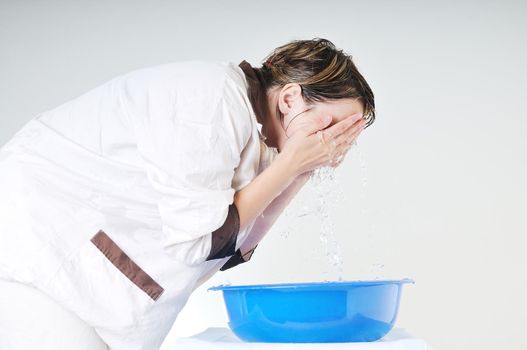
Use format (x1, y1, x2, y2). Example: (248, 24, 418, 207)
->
(238, 60, 270, 139)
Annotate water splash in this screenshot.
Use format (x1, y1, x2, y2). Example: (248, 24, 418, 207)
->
(296, 204, 312, 218)
(309, 166, 344, 280)
(279, 208, 293, 239)
(278, 140, 386, 281)
(354, 141, 386, 280)
(356, 141, 368, 188)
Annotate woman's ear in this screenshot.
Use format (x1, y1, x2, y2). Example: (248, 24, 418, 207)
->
(277, 83, 303, 115)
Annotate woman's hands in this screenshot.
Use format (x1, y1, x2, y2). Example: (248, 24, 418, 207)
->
(279, 113, 366, 177)
(233, 113, 365, 233)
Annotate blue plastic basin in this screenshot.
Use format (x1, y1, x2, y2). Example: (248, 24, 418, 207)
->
(209, 278, 414, 343)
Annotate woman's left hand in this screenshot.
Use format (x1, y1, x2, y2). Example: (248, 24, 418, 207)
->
(326, 118, 365, 168)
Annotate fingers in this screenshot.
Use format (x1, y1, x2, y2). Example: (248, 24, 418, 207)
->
(304, 115, 333, 136)
(335, 117, 366, 147)
(328, 122, 365, 167)
(324, 113, 363, 140)
(322, 117, 365, 154)
(337, 119, 367, 145)
(316, 114, 363, 158)
(306, 112, 365, 170)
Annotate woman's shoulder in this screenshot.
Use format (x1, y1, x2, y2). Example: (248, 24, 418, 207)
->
(119, 60, 249, 115)
(119, 60, 245, 88)
(116, 60, 254, 138)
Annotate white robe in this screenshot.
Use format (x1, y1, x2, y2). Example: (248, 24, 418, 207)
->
(0, 60, 277, 349)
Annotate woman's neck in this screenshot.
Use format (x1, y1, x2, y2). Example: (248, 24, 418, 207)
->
(238, 60, 285, 151)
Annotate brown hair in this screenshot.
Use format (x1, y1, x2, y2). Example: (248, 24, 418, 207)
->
(258, 38, 376, 128)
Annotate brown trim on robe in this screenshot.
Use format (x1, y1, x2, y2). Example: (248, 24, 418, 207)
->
(90, 230, 164, 301)
(238, 60, 271, 141)
(220, 244, 258, 271)
(206, 203, 240, 261)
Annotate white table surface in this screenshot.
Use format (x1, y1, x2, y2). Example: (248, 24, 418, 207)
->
(166, 327, 434, 350)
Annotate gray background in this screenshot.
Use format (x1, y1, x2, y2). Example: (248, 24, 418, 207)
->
(1, 1, 526, 349)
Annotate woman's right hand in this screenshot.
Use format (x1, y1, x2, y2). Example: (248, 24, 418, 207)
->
(279, 112, 366, 177)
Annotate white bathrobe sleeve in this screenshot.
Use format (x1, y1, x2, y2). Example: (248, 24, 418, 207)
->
(117, 63, 254, 265)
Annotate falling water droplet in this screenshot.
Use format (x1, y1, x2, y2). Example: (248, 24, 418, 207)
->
(357, 143, 368, 188)
(309, 166, 345, 280)
(296, 204, 312, 218)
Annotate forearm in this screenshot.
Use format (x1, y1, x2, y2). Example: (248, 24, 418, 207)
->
(239, 171, 311, 253)
(233, 153, 297, 235)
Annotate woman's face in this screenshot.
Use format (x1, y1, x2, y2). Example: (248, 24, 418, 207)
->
(267, 83, 366, 151)
(283, 97, 365, 138)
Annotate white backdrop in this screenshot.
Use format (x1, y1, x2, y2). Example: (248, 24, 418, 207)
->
(1, 1, 526, 349)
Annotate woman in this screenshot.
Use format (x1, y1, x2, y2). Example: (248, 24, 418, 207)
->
(0, 38, 375, 349)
